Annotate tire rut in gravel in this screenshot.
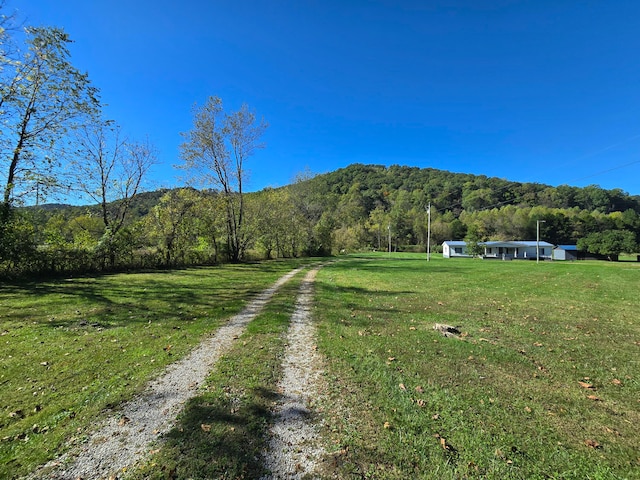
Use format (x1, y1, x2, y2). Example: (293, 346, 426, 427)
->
(261, 267, 326, 479)
(27, 267, 304, 480)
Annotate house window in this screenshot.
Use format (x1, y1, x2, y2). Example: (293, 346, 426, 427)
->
(454, 247, 462, 254)
(541, 248, 545, 255)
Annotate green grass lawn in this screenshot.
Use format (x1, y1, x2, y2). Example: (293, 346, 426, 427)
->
(0, 260, 306, 479)
(314, 253, 639, 479)
(2, 254, 638, 479)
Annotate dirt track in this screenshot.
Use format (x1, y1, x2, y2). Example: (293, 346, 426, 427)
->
(261, 267, 326, 479)
(27, 266, 327, 479)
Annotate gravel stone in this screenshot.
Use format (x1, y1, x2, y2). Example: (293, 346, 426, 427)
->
(261, 267, 326, 479)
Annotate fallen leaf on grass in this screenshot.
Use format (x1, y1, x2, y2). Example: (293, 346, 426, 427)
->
(383, 422, 392, 429)
(584, 439, 602, 449)
(399, 383, 406, 391)
(587, 395, 601, 401)
(201, 424, 212, 432)
(415, 385, 424, 393)
(578, 381, 595, 390)
(612, 378, 622, 386)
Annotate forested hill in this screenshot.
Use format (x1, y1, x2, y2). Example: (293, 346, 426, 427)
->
(32, 164, 640, 222)
(22, 189, 170, 224)
(303, 164, 640, 215)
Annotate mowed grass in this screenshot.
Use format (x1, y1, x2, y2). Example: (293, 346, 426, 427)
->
(0, 260, 305, 479)
(314, 254, 639, 479)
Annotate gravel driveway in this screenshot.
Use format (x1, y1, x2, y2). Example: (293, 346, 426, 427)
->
(27, 266, 315, 480)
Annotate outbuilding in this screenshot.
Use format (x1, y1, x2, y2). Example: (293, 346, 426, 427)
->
(442, 241, 472, 258)
(553, 245, 578, 261)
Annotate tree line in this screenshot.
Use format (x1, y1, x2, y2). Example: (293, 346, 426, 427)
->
(7, 162, 639, 277)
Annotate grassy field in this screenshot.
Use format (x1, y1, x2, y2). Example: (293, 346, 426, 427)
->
(0, 260, 306, 479)
(1, 254, 638, 479)
(314, 253, 639, 479)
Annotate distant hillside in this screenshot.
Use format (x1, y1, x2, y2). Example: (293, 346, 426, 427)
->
(302, 164, 640, 215)
(23, 189, 170, 223)
(26, 164, 640, 221)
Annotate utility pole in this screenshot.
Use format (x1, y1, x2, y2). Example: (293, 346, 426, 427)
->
(537, 219, 546, 264)
(426, 202, 431, 261)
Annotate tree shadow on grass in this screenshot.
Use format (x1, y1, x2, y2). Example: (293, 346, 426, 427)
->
(329, 257, 475, 276)
(0, 273, 256, 330)
(146, 386, 277, 479)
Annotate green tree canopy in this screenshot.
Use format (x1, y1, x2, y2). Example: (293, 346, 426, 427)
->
(578, 230, 638, 258)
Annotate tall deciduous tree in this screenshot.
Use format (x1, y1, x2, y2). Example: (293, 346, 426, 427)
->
(69, 123, 157, 266)
(1, 26, 100, 211)
(146, 188, 199, 267)
(179, 96, 267, 262)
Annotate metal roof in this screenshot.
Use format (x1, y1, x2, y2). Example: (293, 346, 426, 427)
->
(555, 245, 578, 251)
(510, 241, 555, 247)
(443, 240, 555, 247)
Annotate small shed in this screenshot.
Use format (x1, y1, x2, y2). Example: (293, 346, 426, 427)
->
(553, 245, 578, 261)
(442, 241, 471, 258)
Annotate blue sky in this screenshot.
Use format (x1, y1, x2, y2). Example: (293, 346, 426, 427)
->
(13, 0, 640, 195)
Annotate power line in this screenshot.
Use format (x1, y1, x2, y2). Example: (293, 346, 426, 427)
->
(564, 159, 640, 186)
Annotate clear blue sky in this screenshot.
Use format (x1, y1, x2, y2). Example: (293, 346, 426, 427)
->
(13, 0, 640, 195)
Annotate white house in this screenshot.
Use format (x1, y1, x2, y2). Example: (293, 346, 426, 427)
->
(442, 240, 555, 259)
